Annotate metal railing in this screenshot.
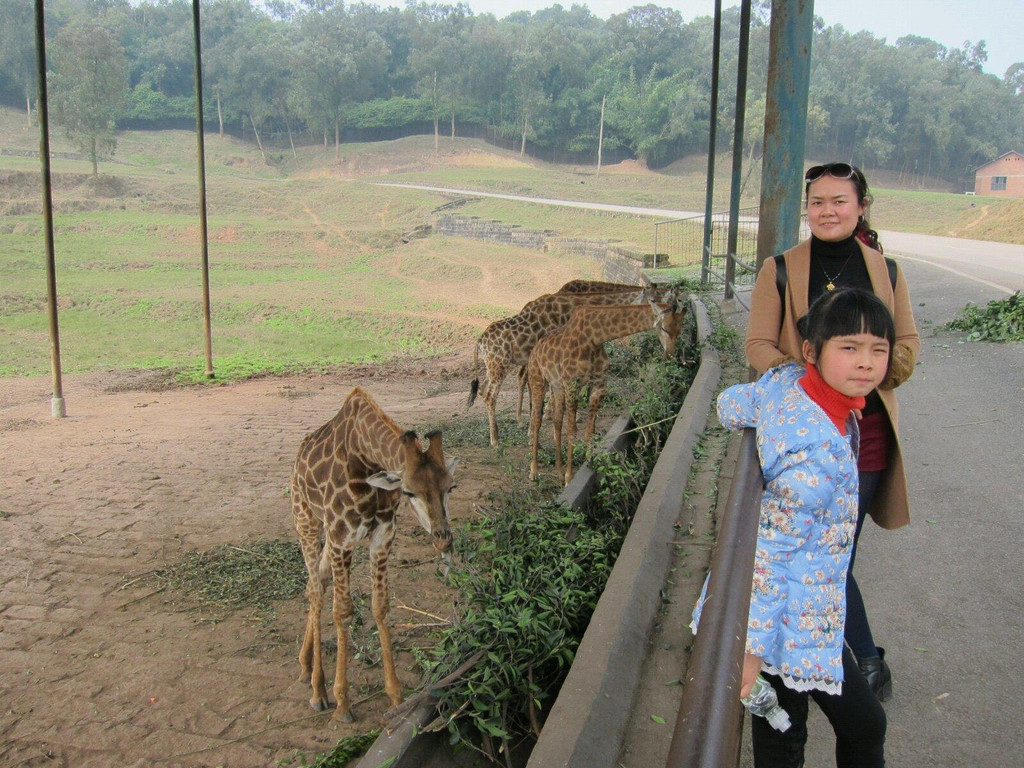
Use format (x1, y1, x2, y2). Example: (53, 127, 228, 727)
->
(654, 208, 808, 311)
(665, 429, 762, 767)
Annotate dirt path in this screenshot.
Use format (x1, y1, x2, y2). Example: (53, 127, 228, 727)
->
(0, 357, 526, 768)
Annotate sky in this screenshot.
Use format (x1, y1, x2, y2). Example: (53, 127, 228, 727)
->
(378, 0, 1022, 79)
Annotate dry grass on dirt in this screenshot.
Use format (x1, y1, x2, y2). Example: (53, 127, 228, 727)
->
(0, 344, 589, 768)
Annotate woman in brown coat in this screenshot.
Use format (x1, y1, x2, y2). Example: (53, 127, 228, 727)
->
(745, 162, 921, 700)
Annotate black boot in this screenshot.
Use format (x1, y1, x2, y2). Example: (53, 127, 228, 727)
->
(858, 647, 893, 702)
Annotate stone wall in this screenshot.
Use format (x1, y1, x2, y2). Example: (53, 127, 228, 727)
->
(436, 215, 652, 285)
(435, 215, 551, 251)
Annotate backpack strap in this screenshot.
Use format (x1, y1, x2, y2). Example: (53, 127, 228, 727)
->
(885, 256, 898, 289)
(774, 253, 787, 305)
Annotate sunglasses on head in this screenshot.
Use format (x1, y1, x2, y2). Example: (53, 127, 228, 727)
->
(805, 162, 858, 182)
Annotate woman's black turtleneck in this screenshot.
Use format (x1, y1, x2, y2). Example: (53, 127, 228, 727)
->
(808, 232, 883, 416)
(808, 233, 872, 300)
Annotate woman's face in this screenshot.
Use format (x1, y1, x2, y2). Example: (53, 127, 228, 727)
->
(806, 176, 865, 242)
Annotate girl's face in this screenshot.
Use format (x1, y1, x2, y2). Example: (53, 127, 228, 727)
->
(803, 333, 890, 398)
(806, 176, 865, 242)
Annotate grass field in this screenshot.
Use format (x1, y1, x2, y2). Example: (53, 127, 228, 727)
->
(2, 106, 1021, 381)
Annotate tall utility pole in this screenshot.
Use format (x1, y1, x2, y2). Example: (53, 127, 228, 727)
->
(192, 0, 214, 379)
(35, 0, 65, 418)
(700, 0, 723, 284)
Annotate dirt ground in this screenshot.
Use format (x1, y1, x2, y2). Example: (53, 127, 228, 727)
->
(0, 349, 562, 768)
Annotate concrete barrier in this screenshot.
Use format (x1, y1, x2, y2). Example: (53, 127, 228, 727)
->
(355, 296, 721, 768)
(525, 297, 721, 768)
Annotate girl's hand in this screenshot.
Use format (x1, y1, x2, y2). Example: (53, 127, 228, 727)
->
(740, 653, 763, 699)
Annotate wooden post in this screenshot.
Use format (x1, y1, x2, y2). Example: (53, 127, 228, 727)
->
(597, 94, 606, 176)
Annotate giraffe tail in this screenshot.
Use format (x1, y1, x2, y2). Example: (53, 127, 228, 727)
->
(468, 339, 481, 407)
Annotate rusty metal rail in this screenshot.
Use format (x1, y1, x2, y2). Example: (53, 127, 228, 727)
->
(664, 428, 762, 767)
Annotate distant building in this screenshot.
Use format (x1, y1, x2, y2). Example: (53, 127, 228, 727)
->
(973, 151, 1024, 198)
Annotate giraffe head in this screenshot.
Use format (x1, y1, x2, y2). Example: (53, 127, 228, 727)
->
(650, 291, 688, 358)
(365, 430, 457, 552)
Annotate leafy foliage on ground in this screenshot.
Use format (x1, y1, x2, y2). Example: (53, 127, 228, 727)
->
(944, 292, 1024, 341)
(277, 730, 382, 768)
(132, 539, 306, 619)
(420, 331, 698, 761)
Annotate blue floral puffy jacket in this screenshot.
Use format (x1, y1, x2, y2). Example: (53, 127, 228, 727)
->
(692, 363, 859, 694)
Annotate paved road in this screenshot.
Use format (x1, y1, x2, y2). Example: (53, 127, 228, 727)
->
(379, 182, 1024, 294)
(375, 181, 702, 220)
(881, 230, 1024, 294)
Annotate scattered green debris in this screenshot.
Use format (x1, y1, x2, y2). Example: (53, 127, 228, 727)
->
(944, 291, 1023, 342)
(133, 539, 306, 618)
(280, 730, 382, 768)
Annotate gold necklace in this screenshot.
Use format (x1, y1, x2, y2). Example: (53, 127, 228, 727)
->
(820, 254, 854, 291)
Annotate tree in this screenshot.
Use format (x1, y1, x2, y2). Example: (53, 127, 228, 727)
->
(295, 1, 390, 158)
(407, 2, 470, 153)
(50, 23, 129, 177)
(0, 0, 38, 127)
(1006, 63, 1024, 96)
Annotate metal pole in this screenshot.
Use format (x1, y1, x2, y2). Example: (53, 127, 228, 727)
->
(34, 0, 65, 418)
(724, 0, 751, 301)
(756, 0, 815, 269)
(666, 429, 762, 767)
(192, 0, 214, 378)
(700, 0, 722, 285)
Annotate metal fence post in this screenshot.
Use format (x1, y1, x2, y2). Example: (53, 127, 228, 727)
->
(724, 0, 752, 301)
(701, 0, 723, 285)
(193, 0, 215, 379)
(34, 0, 65, 418)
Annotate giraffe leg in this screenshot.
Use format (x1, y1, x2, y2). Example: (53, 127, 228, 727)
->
(293, 486, 329, 709)
(369, 523, 403, 709)
(528, 367, 546, 481)
(564, 386, 580, 485)
(584, 356, 609, 458)
(330, 545, 355, 722)
(552, 388, 567, 476)
(484, 358, 508, 447)
(515, 365, 528, 424)
(584, 381, 606, 450)
(304, 566, 330, 711)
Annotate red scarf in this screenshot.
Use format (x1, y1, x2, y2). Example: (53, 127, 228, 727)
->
(798, 363, 865, 435)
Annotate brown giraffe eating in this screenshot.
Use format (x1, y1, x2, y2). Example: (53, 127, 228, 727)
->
(557, 278, 646, 294)
(467, 288, 650, 447)
(291, 387, 457, 722)
(527, 293, 687, 485)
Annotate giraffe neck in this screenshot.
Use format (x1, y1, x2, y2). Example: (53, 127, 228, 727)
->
(341, 387, 406, 471)
(568, 303, 661, 346)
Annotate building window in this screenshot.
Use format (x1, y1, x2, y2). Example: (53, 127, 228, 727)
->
(991, 176, 1007, 191)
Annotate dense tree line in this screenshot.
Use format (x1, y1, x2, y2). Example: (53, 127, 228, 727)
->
(1, 0, 1021, 183)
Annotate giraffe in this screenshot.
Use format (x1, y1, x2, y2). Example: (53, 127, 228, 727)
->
(467, 288, 649, 447)
(557, 278, 647, 294)
(291, 387, 457, 722)
(506, 278, 655, 413)
(527, 293, 687, 485)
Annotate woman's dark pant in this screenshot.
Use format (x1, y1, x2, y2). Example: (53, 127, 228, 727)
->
(844, 470, 883, 659)
(751, 646, 887, 768)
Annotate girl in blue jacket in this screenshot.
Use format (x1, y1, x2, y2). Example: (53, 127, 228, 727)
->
(692, 287, 895, 767)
